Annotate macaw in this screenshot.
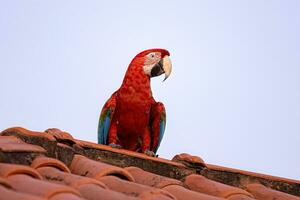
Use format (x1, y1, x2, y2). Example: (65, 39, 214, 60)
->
(98, 48, 172, 156)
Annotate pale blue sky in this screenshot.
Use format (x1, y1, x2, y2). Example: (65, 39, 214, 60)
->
(1, 1, 299, 180)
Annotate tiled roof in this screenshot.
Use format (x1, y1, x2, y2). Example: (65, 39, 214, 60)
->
(0, 127, 299, 200)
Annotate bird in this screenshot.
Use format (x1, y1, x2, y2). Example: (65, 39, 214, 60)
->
(98, 48, 172, 156)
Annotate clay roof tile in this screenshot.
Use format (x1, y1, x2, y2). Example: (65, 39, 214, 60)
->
(226, 194, 256, 200)
(77, 181, 137, 200)
(0, 136, 46, 153)
(163, 184, 225, 200)
(70, 154, 134, 181)
(36, 166, 107, 189)
(0, 126, 299, 200)
(45, 128, 77, 146)
(36, 166, 138, 200)
(48, 193, 84, 200)
(0, 163, 42, 179)
(1, 127, 55, 141)
(31, 156, 71, 173)
(246, 183, 300, 200)
(0, 185, 47, 200)
(125, 166, 182, 188)
(184, 174, 254, 199)
(7, 174, 82, 199)
(137, 189, 177, 200)
(0, 177, 12, 189)
(172, 153, 206, 168)
(98, 175, 174, 199)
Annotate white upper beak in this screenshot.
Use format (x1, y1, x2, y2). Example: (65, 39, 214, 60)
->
(162, 56, 172, 81)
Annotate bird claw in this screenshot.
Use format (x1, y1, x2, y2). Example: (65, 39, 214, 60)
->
(144, 150, 156, 157)
(109, 143, 123, 149)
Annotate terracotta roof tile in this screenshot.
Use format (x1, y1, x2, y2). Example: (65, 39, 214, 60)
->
(99, 175, 175, 199)
(48, 193, 83, 200)
(0, 127, 299, 200)
(125, 166, 182, 188)
(0, 163, 42, 179)
(0, 136, 46, 153)
(31, 156, 71, 173)
(0, 185, 46, 200)
(36, 166, 105, 189)
(70, 154, 134, 181)
(226, 194, 255, 200)
(7, 174, 82, 199)
(1, 127, 55, 141)
(45, 128, 77, 146)
(172, 153, 206, 168)
(0, 177, 12, 188)
(77, 181, 137, 200)
(36, 166, 138, 200)
(163, 184, 225, 200)
(0, 127, 57, 158)
(137, 189, 176, 200)
(246, 183, 300, 200)
(184, 174, 254, 198)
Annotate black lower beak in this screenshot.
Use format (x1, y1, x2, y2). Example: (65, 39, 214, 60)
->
(150, 59, 164, 77)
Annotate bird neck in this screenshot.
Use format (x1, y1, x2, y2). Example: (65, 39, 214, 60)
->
(119, 65, 152, 99)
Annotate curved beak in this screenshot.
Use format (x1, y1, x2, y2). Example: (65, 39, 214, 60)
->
(150, 56, 172, 81)
(162, 55, 172, 81)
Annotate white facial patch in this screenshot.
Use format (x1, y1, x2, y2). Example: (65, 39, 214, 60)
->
(144, 52, 161, 65)
(143, 64, 155, 76)
(143, 52, 161, 76)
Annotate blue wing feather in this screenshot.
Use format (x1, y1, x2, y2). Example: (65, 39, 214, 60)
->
(98, 93, 117, 145)
(98, 120, 104, 144)
(158, 118, 166, 148)
(151, 102, 167, 153)
(98, 107, 113, 145)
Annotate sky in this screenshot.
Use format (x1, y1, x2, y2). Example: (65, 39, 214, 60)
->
(0, 1, 299, 180)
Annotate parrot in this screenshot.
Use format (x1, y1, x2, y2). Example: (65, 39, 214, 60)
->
(97, 48, 172, 156)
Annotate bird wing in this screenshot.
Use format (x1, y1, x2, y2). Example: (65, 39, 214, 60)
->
(98, 92, 117, 145)
(150, 102, 166, 153)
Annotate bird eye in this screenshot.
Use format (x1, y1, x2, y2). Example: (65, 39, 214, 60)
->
(148, 53, 155, 58)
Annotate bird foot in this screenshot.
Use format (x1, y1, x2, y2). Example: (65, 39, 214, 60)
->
(144, 150, 157, 157)
(109, 143, 123, 149)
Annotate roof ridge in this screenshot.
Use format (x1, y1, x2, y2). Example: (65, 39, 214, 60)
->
(1, 126, 299, 199)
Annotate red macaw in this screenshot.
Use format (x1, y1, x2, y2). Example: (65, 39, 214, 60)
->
(98, 48, 172, 156)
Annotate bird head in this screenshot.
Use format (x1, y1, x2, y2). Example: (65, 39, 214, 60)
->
(129, 48, 172, 81)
